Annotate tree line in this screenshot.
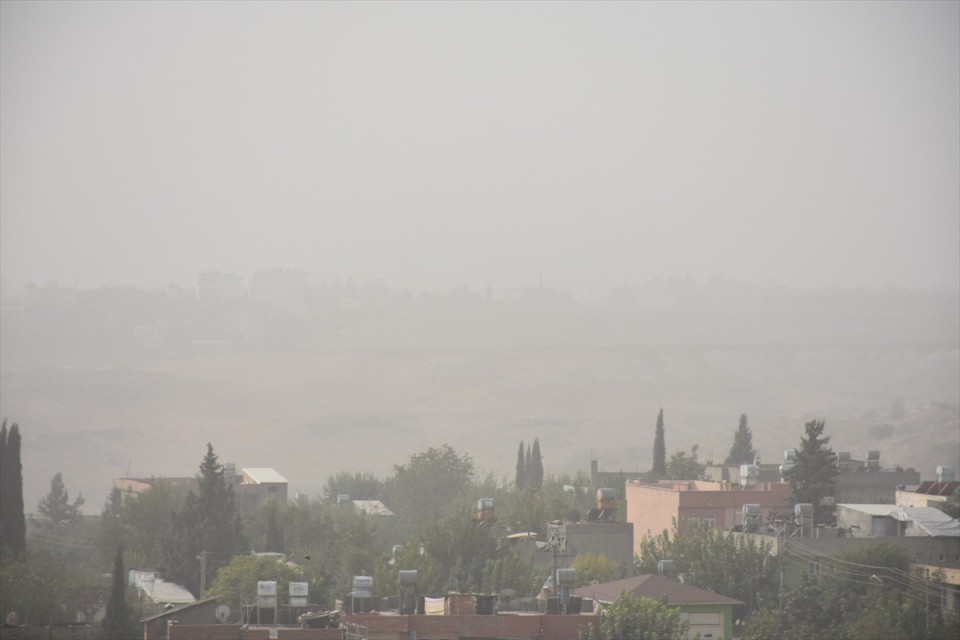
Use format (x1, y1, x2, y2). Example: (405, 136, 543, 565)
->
(3, 413, 958, 640)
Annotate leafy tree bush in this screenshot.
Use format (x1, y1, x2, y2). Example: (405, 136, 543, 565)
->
(935, 487, 960, 519)
(666, 445, 705, 480)
(571, 553, 621, 586)
(98, 480, 185, 569)
(0, 549, 97, 628)
(206, 554, 305, 603)
(582, 593, 688, 640)
(636, 527, 777, 617)
(37, 472, 85, 526)
(323, 471, 382, 501)
(386, 444, 474, 524)
(740, 540, 960, 640)
(379, 507, 538, 597)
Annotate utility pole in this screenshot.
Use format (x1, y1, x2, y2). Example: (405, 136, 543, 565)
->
(767, 514, 787, 612)
(199, 550, 208, 597)
(779, 528, 785, 612)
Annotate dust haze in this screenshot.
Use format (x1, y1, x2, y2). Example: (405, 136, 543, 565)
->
(1, 1, 958, 512)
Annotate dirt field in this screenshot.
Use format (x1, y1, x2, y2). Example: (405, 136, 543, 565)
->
(2, 341, 957, 515)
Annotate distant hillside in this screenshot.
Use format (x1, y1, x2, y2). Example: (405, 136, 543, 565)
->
(1, 284, 957, 513)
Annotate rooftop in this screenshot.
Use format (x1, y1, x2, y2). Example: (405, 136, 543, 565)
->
(912, 481, 960, 496)
(129, 569, 196, 605)
(838, 504, 960, 537)
(242, 468, 288, 484)
(352, 499, 394, 517)
(140, 597, 219, 623)
(573, 574, 744, 607)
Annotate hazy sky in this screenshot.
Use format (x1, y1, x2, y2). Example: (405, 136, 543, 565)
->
(2, 1, 958, 295)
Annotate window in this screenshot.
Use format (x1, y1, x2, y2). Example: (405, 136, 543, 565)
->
(688, 516, 700, 532)
(703, 516, 716, 531)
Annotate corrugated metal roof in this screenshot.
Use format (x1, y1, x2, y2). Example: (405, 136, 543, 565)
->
(242, 468, 287, 484)
(352, 500, 394, 517)
(892, 507, 960, 537)
(129, 570, 196, 605)
(839, 504, 960, 537)
(573, 574, 744, 606)
(140, 597, 219, 623)
(839, 504, 905, 516)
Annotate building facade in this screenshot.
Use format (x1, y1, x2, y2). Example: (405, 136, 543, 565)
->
(625, 479, 792, 557)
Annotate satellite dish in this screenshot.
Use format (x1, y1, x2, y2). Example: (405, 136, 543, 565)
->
(215, 604, 231, 623)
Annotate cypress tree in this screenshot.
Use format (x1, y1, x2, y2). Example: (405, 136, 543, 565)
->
(515, 441, 526, 491)
(0, 421, 6, 553)
(102, 547, 131, 640)
(264, 501, 285, 553)
(0, 421, 26, 556)
(652, 409, 667, 479)
(162, 443, 246, 597)
(524, 444, 532, 488)
(725, 413, 757, 465)
(529, 438, 544, 490)
(784, 419, 839, 524)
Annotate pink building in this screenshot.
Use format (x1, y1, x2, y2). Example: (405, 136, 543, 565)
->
(626, 480, 792, 556)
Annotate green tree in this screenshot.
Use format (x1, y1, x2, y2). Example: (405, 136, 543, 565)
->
(103, 481, 184, 569)
(783, 419, 839, 524)
(264, 501, 285, 553)
(0, 421, 26, 557)
(740, 608, 783, 640)
(779, 573, 840, 640)
(666, 445, 705, 480)
(585, 593, 689, 640)
(515, 441, 526, 491)
(206, 554, 305, 602)
(480, 552, 540, 596)
(935, 487, 960, 519)
(323, 471, 382, 501)
(386, 507, 499, 594)
(246, 500, 287, 554)
(529, 438, 544, 490)
(636, 527, 777, 617)
(387, 444, 474, 524)
(102, 547, 132, 640)
(37, 472, 85, 526)
(0, 549, 94, 627)
(571, 553, 621, 586)
(503, 488, 549, 536)
(651, 409, 666, 479)
(724, 413, 757, 464)
(162, 443, 247, 597)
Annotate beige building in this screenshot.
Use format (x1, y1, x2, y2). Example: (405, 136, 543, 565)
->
(625, 479, 791, 557)
(896, 480, 959, 509)
(113, 466, 288, 514)
(236, 468, 288, 513)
